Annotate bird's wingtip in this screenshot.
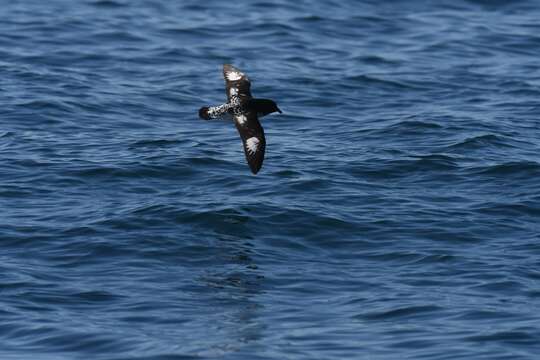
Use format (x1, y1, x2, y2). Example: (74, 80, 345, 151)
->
(248, 163, 261, 175)
(199, 106, 210, 120)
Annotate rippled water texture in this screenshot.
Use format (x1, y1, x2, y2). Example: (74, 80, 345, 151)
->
(2, 0, 540, 359)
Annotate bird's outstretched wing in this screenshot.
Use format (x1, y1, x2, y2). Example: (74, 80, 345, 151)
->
(233, 110, 265, 174)
(223, 64, 252, 103)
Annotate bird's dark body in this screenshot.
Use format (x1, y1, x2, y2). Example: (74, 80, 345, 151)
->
(199, 99, 281, 121)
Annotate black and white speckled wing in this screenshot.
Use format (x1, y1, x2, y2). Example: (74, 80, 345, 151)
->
(233, 110, 265, 174)
(223, 64, 252, 103)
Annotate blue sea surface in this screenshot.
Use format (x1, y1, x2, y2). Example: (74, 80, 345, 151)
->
(2, 0, 540, 359)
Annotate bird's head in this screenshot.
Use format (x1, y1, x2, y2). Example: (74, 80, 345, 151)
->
(249, 99, 282, 117)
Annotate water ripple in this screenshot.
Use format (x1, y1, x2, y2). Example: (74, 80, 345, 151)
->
(2, 1, 540, 359)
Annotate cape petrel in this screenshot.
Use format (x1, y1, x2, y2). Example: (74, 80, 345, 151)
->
(199, 64, 281, 174)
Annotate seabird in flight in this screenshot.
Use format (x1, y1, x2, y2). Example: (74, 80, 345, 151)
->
(199, 64, 281, 174)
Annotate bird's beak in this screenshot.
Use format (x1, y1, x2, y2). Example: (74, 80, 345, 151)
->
(277, 108, 282, 114)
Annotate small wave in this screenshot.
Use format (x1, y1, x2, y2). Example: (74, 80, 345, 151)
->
(474, 201, 540, 217)
(472, 280, 524, 293)
(160, 27, 217, 38)
(64, 161, 203, 180)
(129, 204, 177, 215)
(352, 55, 401, 66)
(91, 31, 147, 43)
(358, 305, 443, 321)
(89, 0, 127, 7)
(344, 74, 420, 90)
(287, 178, 331, 191)
(252, 22, 299, 33)
(471, 161, 540, 177)
(445, 134, 513, 151)
(453, 309, 517, 321)
(95, 205, 252, 234)
(383, 119, 444, 135)
(464, 0, 524, 9)
(15, 99, 75, 113)
(0, 188, 35, 198)
(365, 251, 424, 264)
(70, 290, 121, 303)
(61, 226, 99, 236)
(351, 155, 459, 179)
(293, 15, 325, 23)
(185, 208, 250, 226)
(465, 330, 537, 345)
(390, 120, 443, 130)
(0, 131, 15, 138)
(273, 169, 304, 177)
(24, 331, 130, 354)
(129, 138, 188, 149)
(502, 87, 540, 97)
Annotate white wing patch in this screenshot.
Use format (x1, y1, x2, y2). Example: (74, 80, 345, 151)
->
(226, 71, 243, 81)
(246, 137, 260, 155)
(207, 103, 232, 118)
(236, 114, 247, 126)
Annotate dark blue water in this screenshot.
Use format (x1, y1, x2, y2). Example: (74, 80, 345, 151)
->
(2, 0, 540, 359)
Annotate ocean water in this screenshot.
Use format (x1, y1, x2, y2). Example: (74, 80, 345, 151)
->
(2, 0, 540, 359)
